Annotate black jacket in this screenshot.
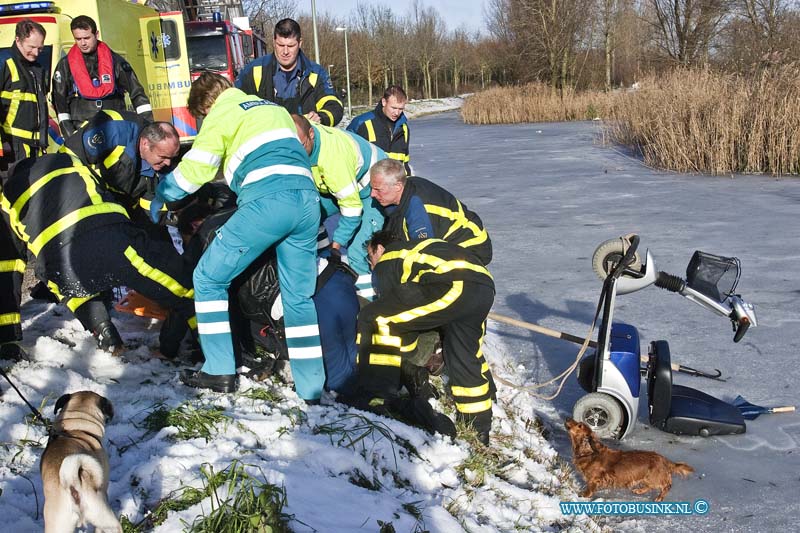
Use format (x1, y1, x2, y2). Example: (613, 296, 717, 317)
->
(0, 41, 49, 161)
(52, 46, 153, 137)
(347, 102, 410, 173)
(60, 110, 152, 209)
(235, 50, 343, 127)
(383, 177, 492, 265)
(0, 153, 128, 258)
(373, 238, 494, 299)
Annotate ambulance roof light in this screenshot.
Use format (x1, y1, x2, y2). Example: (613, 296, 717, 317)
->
(0, 2, 57, 15)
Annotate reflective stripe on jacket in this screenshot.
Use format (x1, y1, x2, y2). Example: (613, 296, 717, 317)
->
(372, 238, 493, 298)
(347, 102, 410, 173)
(0, 153, 129, 257)
(383, 177, 492, 265)
(235, 50, 343, 127)
(159, 88, 314, 204)
(309, 124, 386, 245)
(0, 43, 49, 152)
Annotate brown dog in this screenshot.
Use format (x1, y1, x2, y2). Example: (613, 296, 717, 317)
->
(565, 418, 694, 501)
(40, 391, 121, 533)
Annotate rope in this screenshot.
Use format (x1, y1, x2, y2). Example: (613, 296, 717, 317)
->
(490, 285, 606, 401)
(0, 366, 51, 429)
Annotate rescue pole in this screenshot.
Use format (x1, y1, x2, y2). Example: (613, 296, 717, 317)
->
(487, 312, 724, 380)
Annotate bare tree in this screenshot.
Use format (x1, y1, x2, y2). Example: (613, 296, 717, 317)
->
(350, 4, 385, 106)
(448, 28, 474, 95)
(485, 0, 527, 83)
(739, 0, 793, 62)
(645, 0, 732, 64)
(410, 1, 445, 99)
(601, 0, 619, 90)
(243, 0, 297, 37)
(512, 0, 598, 90)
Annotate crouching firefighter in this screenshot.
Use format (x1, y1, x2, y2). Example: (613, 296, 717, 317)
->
(0, 153, 195, 356)
(60, 111, 180, 230)
(350, 231, 496, 444)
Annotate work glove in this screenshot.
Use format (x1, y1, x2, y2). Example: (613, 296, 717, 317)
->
(149, 197, 165, 224)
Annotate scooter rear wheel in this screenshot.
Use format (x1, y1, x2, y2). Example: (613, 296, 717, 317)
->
(573, 392, 625, 439)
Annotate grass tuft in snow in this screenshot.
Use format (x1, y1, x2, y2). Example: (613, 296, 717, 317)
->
(183, 461, 292, 533)
(238, 386, 283, 404)
(347, 468, 382, 491)
(313, 413, 422, 469)
(454, 436, 509, 487)
(121, 465, 230, 532)
(142, 402, 230, 442)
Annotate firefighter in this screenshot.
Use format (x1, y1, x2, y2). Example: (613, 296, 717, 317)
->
(292, 114, 387, 300)
(60, 111, 180, 225)
(150, 73, 324, 399)
(370, 159, 493, 266)
(0, 153, 195, 358)
(352, 231, 496, 444)
(52, 15, 153, 137)
(235, 18, 343, 127)
(0, 19, 49, 361)
(0, 18, 49, 171)
(347, 86, 411, 174)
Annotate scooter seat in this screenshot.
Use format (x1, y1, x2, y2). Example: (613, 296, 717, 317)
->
(648, 340, 745, 437)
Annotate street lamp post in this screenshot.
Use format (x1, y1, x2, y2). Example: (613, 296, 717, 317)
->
(310, 0, 320, 63)
(335, 26, 352, 118)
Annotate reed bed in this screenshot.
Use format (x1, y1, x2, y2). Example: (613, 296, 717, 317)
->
(464, 67, 800, 176)
(608, 66, 800, 175)
(461, 82, 614, 124)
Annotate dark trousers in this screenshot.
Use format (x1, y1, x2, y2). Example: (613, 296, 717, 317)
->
(40, 222, 196, 356)
(357, 281, 495, 432)
(0, 212, 25, 343)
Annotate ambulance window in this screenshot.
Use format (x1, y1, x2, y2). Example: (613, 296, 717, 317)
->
(160, 20, 181, 60)
(145, 19, 181, 61)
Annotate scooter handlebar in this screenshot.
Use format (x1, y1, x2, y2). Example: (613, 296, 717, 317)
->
(610, 234, 640, 280)
(655, 273, 757, 343)
(730, 295, 757, 343)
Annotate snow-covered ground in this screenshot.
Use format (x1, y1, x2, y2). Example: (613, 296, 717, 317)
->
(2, 108, 798, 532)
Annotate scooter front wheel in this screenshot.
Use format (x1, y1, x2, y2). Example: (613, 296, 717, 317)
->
(573, 392, 625, 439)
(592, 237, 642, 280)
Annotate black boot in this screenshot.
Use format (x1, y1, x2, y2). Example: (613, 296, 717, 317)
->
(458, 411, 492, 445)
(401, 361, 438, 400)
(93, 320, 124, 354)
(388, 396, 457, 438)
(0, 342, 28, 362)
(180, 369, 237, 393)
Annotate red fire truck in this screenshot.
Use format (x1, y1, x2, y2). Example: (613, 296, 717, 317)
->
(185, 16, 266, 82)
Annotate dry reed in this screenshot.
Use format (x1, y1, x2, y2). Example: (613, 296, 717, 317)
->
(607, 65, 800, 175)
(464, 68, 800, 176)
(461, 82, 613, 125)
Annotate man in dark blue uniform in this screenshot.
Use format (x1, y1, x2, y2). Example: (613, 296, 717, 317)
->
(348, 86, 411, 174)
(235, 18, 343, 126)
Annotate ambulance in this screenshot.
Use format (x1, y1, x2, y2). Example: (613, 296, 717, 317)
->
(0, 0, 197, 146)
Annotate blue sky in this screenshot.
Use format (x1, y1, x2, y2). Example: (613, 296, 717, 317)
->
(311, 0, 489, 34)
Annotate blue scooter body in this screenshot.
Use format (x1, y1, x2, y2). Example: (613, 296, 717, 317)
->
(599, 323, 641, 439)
